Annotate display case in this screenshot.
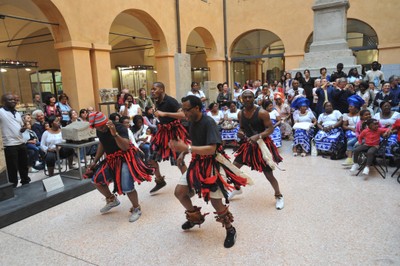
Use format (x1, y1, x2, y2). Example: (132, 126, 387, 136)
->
(30, 69, 63, 102)
(191, 67, 209, 86)
(0, 59, 40, 110)
(117, 65, 156, 97)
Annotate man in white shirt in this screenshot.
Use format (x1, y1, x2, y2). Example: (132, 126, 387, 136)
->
(0, 93, 31, 187)
(364, 61, 385, 90)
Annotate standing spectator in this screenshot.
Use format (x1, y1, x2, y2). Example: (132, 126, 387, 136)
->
(330, 63, 347, 82)
(284, 72, 293, 94)
(256, 83, 273, 106)
(44, 94, 61, 121)
(294, 71, 305, 87)
(332, 78, 354, 114)
(0, 93, 31, 187)
(302, 69, 315, 110)
(187, 82, 207, 111)
(364, 61, 385, 90)
(315, 78, 334, 117)
(32, 93, 45, 111)
(132, 115, 151, 162)
(119, 93, 142, 125)
(389, 75, 400, 107)
(347, 68, 363, 84)
(319, 67, 331, 82)
(137, 88, 154, 111)
(116, 88, 129, 111)
(233, 82, 242, 107)
(57, 93, 72, 126)
(216, 82, 232, 108)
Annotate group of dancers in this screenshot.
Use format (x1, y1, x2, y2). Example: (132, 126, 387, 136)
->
(86, 83, 284, 248)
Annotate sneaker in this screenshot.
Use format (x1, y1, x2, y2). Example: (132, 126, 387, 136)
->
(34, 161, 42, 167)
(129, 206, 142, 222)
(100, 195, 120, 214)
(342, 157, 354, 166)
(224, 226, 237, 248)
(275, 195, 284, 210)
(181, 221, 195, 230)
(362, 166, 370, 175)
(350, 163, 360, 175)
(29, 167, 39, 173)
(228, 189, 243, 200)
(150, 178, 167, 193)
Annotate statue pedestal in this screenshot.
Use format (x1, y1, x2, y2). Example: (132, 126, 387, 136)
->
(295, 0, 360, 77)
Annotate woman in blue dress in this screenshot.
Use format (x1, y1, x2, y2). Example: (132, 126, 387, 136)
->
(291, 97, 317, 156)
(315, 102, 344, 154)
(342, 95, 364, 166)
(263, 100, 282, 148)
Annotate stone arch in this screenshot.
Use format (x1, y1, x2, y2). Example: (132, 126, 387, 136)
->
(304, 18, 379, 66)
(108, 9, 168, 96)
(230, 29, 285, 83)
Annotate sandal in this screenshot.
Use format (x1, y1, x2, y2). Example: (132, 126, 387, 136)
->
(301, 153, 306, 157)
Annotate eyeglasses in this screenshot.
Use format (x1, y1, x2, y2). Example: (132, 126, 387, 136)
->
(182, 106, 195, 112)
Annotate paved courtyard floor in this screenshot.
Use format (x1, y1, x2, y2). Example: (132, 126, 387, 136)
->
(1, 140, 399, 265)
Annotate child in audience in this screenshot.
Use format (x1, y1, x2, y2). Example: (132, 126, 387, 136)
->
(350, 118, 390, 177)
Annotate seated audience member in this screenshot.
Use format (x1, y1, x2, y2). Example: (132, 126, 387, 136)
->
(373, 101, 400, 156)
(132, 115, 150, 161)
(221, 101, 240, 144)
(79, 109, 89, 122)
(32, 110, 46, 141)
(119, 116, 140, 149)
(373, 83, 394, 111)
(350, 118, 390, 177)
(207, 102, 224, 125)
(263, 100, 282, 148)
(287, 80, 305, 104)
(291, 98, 317, 157)
(274, 92, 292, 139)
(119, 94, 142, 125)
(68, 109, 81, 124)
(342, 95, 364, 167)
(314, 102, 344, 154)
(143, 106, 158, 131)
(22, 121, 42, 173)
(137, 88, 154, 111)
(256, 84, 273, 107)
(40, 116, 75, 176)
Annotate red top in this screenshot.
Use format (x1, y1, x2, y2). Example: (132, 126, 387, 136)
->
(391, 119, 400, 142)
(358, 127, 389, 146)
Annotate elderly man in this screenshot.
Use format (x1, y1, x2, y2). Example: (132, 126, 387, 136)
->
(0, 93, 31, 187)
(170, 95, 248, 248)
(332, 77, 355, 114)
(32, 109, 46, 141)
(229, 90, 284, 210)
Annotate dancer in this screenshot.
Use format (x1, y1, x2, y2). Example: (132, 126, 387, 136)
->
(149, 82, 189, 193)
(229, 90, 284, 210)
(86, 112, 153, 222)
(170, 95, 249, 248)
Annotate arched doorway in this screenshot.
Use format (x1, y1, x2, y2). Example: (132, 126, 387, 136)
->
(305, 19, 378, 71)
(109, 10, 167, 98)
(231, 30, 285, 85)
(0, 0, 67, 105)
(186, 27, 218, 86)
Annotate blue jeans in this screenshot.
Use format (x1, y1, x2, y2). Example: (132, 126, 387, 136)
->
(346, 137, 358, 152)
(93, 162, 135, 193)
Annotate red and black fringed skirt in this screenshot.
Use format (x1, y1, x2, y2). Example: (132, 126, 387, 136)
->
(234, 136, 282, 172)
(90, 145, 154, 195)
(150, 120, 189, 165)
(186, 149, 248, 203)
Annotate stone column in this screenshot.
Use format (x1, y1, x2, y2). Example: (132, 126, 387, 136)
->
(207, 58, 225, 83)
(297, 0, 360, 76)
(90, 43, 113, 110)
(54, 41, 96, 111)
(174, 53, 191, 101)
(155, 54, 177, 97)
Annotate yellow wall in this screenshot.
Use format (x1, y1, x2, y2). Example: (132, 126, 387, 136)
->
(1, 0, 399, 110)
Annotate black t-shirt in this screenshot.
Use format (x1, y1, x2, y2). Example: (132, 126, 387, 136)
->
(189, 115, 221, 146)
(156, 94, 181, 124)
(96, 123, 129, 154)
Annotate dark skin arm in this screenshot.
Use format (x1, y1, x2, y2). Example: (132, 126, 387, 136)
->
(237, 108, 274, 143)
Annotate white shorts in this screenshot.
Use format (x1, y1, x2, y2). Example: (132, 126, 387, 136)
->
(178, 171, 224, 199)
